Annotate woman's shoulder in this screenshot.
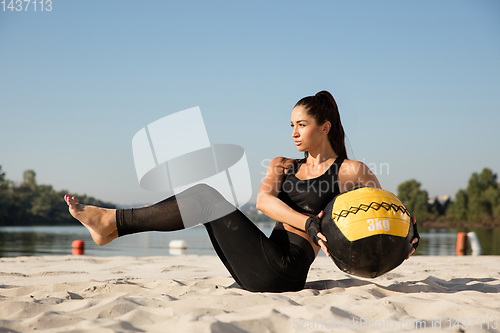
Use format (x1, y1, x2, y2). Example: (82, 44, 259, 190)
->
(339, 159, 375, 178)
(267, 156, 303, 175)
(268, 156, 301, 169)
(338, 159, 381, 189)
(339, 159, 366, 173)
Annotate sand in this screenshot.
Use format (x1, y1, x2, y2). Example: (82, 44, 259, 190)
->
(0, 255, 499, 333)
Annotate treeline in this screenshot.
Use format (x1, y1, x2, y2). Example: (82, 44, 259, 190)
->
(398, 168, 500, 226)
(0, 166, 116, 226)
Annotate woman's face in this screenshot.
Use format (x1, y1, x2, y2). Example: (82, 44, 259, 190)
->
(290, 105, 327, 152)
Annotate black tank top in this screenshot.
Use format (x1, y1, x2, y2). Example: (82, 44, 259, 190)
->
(277, 157, 344, 216)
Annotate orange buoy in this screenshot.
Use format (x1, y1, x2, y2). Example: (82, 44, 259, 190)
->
(72, 240, 85, 255)
(456, 232, 467, 256)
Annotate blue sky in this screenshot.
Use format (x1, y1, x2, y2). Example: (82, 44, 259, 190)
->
(1, 0, 499, 206)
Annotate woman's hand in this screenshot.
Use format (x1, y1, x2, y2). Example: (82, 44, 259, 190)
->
(405, 216, 420, 260)
(315, 211, 331, 257)
(305, 211, 331, 257)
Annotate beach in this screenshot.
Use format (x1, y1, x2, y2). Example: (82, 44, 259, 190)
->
(1, 255, 499, 333)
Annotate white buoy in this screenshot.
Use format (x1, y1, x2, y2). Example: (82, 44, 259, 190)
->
(169, 240, 187, 249)
(169, 248, 187, 256)
(467, 232, 482, 256)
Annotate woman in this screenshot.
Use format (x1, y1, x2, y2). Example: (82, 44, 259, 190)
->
(65, 90, 418, 292)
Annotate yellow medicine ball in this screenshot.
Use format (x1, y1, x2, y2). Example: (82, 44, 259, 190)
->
(321, 186, 414, 278)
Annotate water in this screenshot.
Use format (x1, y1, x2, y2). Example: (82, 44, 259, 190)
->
(416, 227, 500, 256)
(0, 225, 499, 257)
(0, 224, 274, 257)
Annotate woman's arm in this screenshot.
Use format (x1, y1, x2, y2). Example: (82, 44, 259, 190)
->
(338, 160, 382, 192)
(256, 157, 310, 231)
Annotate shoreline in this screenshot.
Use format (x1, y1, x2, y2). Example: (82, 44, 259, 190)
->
(1, 255, 499, 332)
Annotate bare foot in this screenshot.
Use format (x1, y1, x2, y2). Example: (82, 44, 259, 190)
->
(64, 194, 118, 246)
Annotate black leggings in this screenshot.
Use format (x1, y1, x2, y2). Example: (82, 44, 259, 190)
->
(116, 184, 315, 292)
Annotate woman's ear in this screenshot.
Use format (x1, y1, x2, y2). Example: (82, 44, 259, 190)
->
(323, 121, 331, 134)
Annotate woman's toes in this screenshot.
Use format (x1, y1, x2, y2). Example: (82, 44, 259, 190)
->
(65, 195, 79, 209)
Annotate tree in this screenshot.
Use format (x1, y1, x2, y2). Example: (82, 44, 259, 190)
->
(446, 168, 500, 223)
(466, 168, 498, 222)
(442, 196, 452, 215)
(429, 196, 444, 216)
(397, 179, 429, 222)
(0, 167, 117, 226)
(8, 172, 35, 225)
(23, 170, 37, 188)
(447, 189, 468, 222)
(0, 166, 11, 225)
